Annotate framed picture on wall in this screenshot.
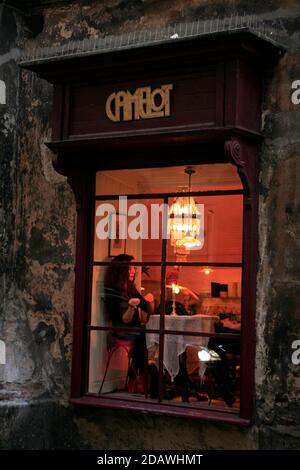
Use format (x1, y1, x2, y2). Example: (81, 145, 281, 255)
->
(108, 213, 127, 257)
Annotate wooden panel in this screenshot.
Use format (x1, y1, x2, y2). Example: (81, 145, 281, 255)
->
(62, 84, 70, 139)
(68, 67, 222, 137)
(236, 59, 261, 132)
(224, 59, 238, 127)
(224, 59, 261, 131)
(51, 84, 64, 140)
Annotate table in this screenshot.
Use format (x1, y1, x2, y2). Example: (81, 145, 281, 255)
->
(146, 314, 218, 381)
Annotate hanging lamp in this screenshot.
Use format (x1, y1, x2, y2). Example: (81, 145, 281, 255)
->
(169, 167, 203, 250)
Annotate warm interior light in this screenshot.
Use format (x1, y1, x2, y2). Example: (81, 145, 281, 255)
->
(171, 283, 180, 295)
(198, 347, 221, 362)
(169, 167, 203, 250)
(202, 266, 213, 275)
(198, 349, 211, 362)
(170, 283, 180, 316)
(176, 232, 202, 249)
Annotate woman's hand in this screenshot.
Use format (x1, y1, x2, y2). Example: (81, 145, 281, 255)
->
(128, 297, 140, 307)
(143, 293, 154, 303)
(143, 292, 155, 318)
(123, 298, 140, 323)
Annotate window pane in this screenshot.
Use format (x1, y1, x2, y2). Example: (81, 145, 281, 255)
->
(167, 194, 243, 263)
(90, 266, 107, 328)
(90, 266, 161, 328)
(93, 199, 164, 263)
(89, 330, 141, 395)
(159, 334, 240, 411)
(163, 265, 242, 318)
(89, 330, 160, 400)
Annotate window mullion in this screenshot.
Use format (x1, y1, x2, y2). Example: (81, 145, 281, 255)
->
(157, 196, 168, 402)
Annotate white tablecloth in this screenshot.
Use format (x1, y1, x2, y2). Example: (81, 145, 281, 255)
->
(146, 314, 218, 380)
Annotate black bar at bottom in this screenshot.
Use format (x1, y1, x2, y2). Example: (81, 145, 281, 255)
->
(0, 450, 299, 467)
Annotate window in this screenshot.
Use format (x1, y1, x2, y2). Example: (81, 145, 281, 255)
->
(85, 162, 246, 419)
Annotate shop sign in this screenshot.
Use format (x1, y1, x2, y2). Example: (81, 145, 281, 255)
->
(105, 83, 173, 122)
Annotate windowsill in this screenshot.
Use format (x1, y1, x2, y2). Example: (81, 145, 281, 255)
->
(70, 395, 251, 426)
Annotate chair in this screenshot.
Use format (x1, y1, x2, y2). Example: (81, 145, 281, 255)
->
(205, 339, 240, 407)
(98, 337, 135, 394)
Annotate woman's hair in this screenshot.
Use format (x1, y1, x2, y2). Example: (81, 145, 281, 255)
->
(104, 254, 135, 295)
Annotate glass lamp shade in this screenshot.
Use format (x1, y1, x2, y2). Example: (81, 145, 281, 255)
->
(175, 232, 202, 249)
(169, 194, 202, 249)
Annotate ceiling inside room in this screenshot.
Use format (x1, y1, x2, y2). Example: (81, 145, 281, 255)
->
(97, 163, 242, 194)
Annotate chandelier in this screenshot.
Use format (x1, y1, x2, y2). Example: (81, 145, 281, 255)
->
(168, 167, 203, 250)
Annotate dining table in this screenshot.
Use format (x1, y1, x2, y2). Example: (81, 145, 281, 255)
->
(146, 314, 219, 382)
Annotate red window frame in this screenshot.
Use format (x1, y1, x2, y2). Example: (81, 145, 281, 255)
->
(68, 137, 258, 425)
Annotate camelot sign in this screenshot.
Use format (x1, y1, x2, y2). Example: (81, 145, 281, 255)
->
(105, 83, 173, 122)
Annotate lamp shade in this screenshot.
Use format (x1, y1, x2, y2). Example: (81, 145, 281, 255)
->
(168, 193, 203, 249)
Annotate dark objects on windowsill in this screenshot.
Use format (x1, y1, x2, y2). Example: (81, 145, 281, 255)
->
(207, 382, 236, 407)
(163, 376, 209, 403)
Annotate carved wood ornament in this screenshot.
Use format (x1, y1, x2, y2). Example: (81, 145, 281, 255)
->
(224, 138, 253, 201)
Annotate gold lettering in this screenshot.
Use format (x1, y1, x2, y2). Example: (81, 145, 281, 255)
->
(105, 92, 118, 122)
(150, 88, 165, 118)
(161, 84, 173, 117)
(116, 91, 130, 121)
(105, 83, 173, 122)
(137, 87, 151, 119)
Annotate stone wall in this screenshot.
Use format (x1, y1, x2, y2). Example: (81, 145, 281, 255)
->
(0, 0, 299, 449)
(257, 50, 300, 447)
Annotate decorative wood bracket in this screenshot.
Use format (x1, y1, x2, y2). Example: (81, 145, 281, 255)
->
(224, 138, 252, 200)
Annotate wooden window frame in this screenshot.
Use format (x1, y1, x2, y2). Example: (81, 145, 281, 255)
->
(66, 137, 258, 425)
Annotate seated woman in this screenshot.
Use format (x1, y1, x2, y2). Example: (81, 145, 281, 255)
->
(104, 254, 154, 379)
